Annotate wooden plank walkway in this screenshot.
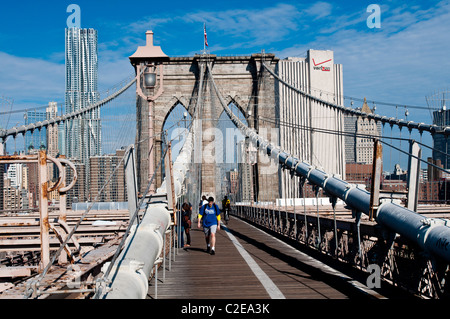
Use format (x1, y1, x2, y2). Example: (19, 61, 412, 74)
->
(149, 216, 381, 300)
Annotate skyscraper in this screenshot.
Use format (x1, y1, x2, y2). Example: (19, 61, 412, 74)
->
(65, 27, 101, 195)
(276, 50, 345, 198)
(24, 110, 47, 153)
(65, 27, 101, 164)
(89, 149, 127, 203)
(344, 98, 382, 164)
(432, 108, 450, 169)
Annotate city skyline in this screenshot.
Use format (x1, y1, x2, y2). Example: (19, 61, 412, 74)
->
(0, 1, 449, 168)
(0, 2, 448, 111)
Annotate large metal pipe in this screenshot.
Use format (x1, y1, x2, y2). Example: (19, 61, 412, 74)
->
(377, 203, 450, 263)
(103, 203, 171, 299)
(271, 137, 450, 263)
(102, 106, 195, 299)
(273, 137, 450, 263)
(207, 62, 450, 264)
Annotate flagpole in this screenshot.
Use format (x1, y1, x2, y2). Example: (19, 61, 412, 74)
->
(203, 23, 206, 54)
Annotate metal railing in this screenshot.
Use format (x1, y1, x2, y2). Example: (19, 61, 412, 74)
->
(233, 202, 449, 298)
(207, 60, 450, 298)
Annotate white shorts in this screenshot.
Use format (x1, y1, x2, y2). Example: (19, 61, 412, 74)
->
(203, 225, 217, 236)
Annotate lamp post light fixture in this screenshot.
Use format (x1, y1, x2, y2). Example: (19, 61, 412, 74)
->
(144, 69, 157, 88)
(130, 31, 170, 195)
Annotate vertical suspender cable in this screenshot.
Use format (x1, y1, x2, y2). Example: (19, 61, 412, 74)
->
(206, 60, 450, 265)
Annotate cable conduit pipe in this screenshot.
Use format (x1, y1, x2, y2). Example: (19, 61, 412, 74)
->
(208, 62, 450, 263)
(377, 202, 450, 263)
(103, 203, 171, 299)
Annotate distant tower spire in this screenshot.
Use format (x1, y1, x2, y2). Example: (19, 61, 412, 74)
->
(361, 97, 372, 114)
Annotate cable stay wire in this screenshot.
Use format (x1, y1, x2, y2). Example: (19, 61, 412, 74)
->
(262, 114, 450, 175)
(260, 115, 450, 159)
(24, 142, 141, 299)
(206, 59, 450, 198)
(0, 72, 140, 141)
(93, 146, 169, 299)
(262, 62, 450, 135)
(279, 79, 438, 112)
(23, 105, 187, 298)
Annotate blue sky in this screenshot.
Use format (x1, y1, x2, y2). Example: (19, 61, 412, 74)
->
(1, 0, 450, 168)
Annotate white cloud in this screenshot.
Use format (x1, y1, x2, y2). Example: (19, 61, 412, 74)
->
(184, 3, 301, 45)
(0, 53, 64, 132)
(0, 52, 64, 104)
(304, 1, 333, 20)
(3, 1, 449, 132)
(277, 1, 450, 120)
(122, 3, 307, 52)
(98, 55, 135, 93)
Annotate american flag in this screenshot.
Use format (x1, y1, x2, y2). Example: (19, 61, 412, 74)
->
(204, 24, 209, 47)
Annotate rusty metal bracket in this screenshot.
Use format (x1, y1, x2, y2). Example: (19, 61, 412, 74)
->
(46, 154, 65, 193)
(58, 158, 78, 193)
(49, 223, 78, 264)
(0, 153, 78, 272)
(57, 220, 82, 253)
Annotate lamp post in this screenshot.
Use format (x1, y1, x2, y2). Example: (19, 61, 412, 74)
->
(130, 31, 169, 195)
(136, 62, 164, 195)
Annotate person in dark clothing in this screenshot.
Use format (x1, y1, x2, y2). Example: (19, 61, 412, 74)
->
(181, 202, 192, 247)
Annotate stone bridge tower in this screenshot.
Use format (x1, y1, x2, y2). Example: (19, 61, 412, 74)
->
(130, 31, 280, 202)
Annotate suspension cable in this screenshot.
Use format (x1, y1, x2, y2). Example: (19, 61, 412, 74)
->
(261, 62, 450, 135)
(1, 72, 139, 141)
(261, 114, 450, 154)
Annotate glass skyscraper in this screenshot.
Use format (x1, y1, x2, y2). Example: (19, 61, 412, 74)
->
(25, 110, 47, 152)
(65, 27, 101, 163)
(433, 108, 450, 169)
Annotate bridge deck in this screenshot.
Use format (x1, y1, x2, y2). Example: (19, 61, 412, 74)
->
(150, 216, 381, 300)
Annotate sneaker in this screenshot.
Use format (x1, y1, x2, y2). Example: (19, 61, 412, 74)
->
(211, 249, 215, 255)
(206, 247, 211, 254)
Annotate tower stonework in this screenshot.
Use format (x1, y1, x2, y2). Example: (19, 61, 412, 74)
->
(131, 32, 280, 200)
(150, 54, 280, 201)
(132, 34, 345, 202)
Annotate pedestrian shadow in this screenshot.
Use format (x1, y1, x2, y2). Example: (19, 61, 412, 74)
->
(183, 247, 206, 253)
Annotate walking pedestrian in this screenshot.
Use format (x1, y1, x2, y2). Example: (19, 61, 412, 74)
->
(182, 202, 192, 247)
(198, 195, 208, 211)
(222, 196, 231, 224)
(198, 196, 221, 255)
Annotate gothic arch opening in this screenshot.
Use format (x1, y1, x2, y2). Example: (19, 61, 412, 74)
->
(216, 102, 249, 202)
(161, 102, 192, 162)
